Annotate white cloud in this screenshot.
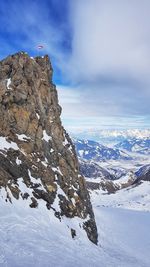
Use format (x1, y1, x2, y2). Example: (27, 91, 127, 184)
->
(57, 0, 150, 130)
(69, 0, 150, 86)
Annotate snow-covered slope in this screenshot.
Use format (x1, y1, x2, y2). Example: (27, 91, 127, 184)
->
(0, 187, 150, 267)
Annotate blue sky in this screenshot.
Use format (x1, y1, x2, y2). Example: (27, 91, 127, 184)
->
(0, 0, 150, 131)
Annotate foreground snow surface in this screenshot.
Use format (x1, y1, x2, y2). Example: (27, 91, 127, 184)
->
(0, 191, 150, 267)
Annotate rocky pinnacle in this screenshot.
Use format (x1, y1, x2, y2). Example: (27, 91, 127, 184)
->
(0, 52, 98, 244)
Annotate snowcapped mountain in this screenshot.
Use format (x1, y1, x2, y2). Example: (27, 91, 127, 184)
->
(71, 129, 150, 143)
(115, 138, 150, 155)
(74, 139, 132, 161)
(97, 129, 150, 139)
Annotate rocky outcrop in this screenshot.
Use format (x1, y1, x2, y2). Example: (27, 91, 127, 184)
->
(86, 179, 119, 193)
(134, 165, 150, 184)
(86, 171, 137, 194)
(0, 52, 98, 244)
(79, 159, 114, 180)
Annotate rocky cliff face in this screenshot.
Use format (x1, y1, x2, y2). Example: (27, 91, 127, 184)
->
(0, 52, 98, 244)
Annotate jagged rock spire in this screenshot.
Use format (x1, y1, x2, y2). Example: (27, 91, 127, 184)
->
(0, 52, 98, 244)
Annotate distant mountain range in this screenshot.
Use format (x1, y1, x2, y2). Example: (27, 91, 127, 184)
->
(74, 139, 132, 161)
(71, 129, 150, 143)
(115, 138, 150, 155)
(73, 137, 150, 195)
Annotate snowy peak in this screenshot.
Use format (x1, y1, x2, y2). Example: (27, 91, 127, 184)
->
(0, 52, 98, 244)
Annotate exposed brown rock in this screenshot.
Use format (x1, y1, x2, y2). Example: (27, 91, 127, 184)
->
(0, 52, 98, 244)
